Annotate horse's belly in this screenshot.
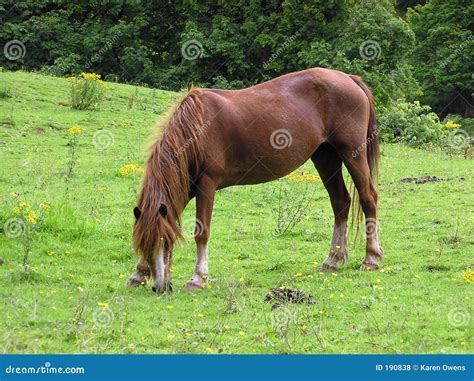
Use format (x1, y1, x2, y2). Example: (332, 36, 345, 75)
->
(222, 142, 317, 186)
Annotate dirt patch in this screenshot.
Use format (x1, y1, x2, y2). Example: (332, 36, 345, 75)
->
(400, 176, 464, 184)
(425, 264, 450, 272)
(265, 287, 316, 309)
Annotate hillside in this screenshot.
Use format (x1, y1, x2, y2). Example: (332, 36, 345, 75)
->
(0, 71, 472, 354)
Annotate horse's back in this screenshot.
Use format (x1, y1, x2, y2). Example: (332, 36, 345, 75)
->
(196, 68, 370, 187)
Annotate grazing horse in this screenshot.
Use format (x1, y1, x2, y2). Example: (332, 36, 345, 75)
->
(128, 67, 383, 293)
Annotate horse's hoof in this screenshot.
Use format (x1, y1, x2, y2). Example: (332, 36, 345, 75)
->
(185, 280, 205, 291)
(320, 262, 338, 273)
(151, 283, 173, 293)
(360, 261, 379, 271)
(127, 276, 147, 287)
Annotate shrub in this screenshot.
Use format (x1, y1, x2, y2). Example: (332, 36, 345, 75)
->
(378, 100, 449, 148)
(443, 114, 474, 136)
(69, 72, 107, 110)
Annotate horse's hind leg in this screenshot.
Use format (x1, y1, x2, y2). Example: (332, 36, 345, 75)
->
(311, 143, 351, 272)
(127, 257, 150, 287)
(343, 152, 383, 270)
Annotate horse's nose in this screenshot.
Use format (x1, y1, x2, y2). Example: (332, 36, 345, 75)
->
(151, 286, 157, 293)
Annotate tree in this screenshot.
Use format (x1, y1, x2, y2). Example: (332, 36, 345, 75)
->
(408, 0, 474, 116)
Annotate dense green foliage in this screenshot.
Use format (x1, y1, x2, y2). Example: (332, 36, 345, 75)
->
(378, 100, 448, 147)
(0, 71, 472, 354)
(0, 0, 471, 117)
(408, 0, 473, 117)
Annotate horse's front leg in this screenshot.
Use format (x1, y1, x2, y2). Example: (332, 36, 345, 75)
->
(148, 241, 173, 293)
(127, 257, 150, 287)
(185, 175, 216, 291)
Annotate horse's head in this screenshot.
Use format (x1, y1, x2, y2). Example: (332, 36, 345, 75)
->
(132, 201, 177, 293)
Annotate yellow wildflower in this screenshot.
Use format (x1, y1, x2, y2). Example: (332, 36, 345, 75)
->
(166, 305, 174, 310)
(445, 120, 461, 129)
(194, 313, 204, 318)
(11, 207, 20, 215)
(40, 202, 50, 210)
(18, 202, 30, 210)
(462, 269, 474, 283)
(205, 347, 213, 353)
(286, 171, 321, 183)
(118, 164, 144, 177)
(97, 302, 109, 308)
(68, 125, 84, 136)
(80, 72, 101, 81)
(167, 334, 175, 341)
(27, 211, 37, 224)
(238, 331, 245, 336)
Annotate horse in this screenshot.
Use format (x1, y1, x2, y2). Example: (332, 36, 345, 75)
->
(127, 67, 383, 293)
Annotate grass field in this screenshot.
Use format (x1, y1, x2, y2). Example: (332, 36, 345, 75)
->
(0, 71, 472, 354)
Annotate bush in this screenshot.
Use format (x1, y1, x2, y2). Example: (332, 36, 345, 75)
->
(443, 114, 474, 136)
(378, 100, 449, 148)
(69, 72, 107, 110)
(42, 54, 83, 77)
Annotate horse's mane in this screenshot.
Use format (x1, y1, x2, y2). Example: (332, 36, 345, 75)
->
(133, 88, 207, 261)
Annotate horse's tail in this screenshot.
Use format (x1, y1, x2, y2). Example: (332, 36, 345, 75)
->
(349, 74, 379, 183)
(133, 89, 207, 262)
(348, 75, 380, 233)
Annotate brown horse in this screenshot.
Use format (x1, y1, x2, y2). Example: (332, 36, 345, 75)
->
(128, 67, 383, 293)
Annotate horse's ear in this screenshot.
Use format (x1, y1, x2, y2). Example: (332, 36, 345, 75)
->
(133, 206, 141, 220)
(159, 203, 168, 217)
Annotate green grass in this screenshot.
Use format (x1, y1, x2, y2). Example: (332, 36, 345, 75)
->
(0, 71, 472, 354)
